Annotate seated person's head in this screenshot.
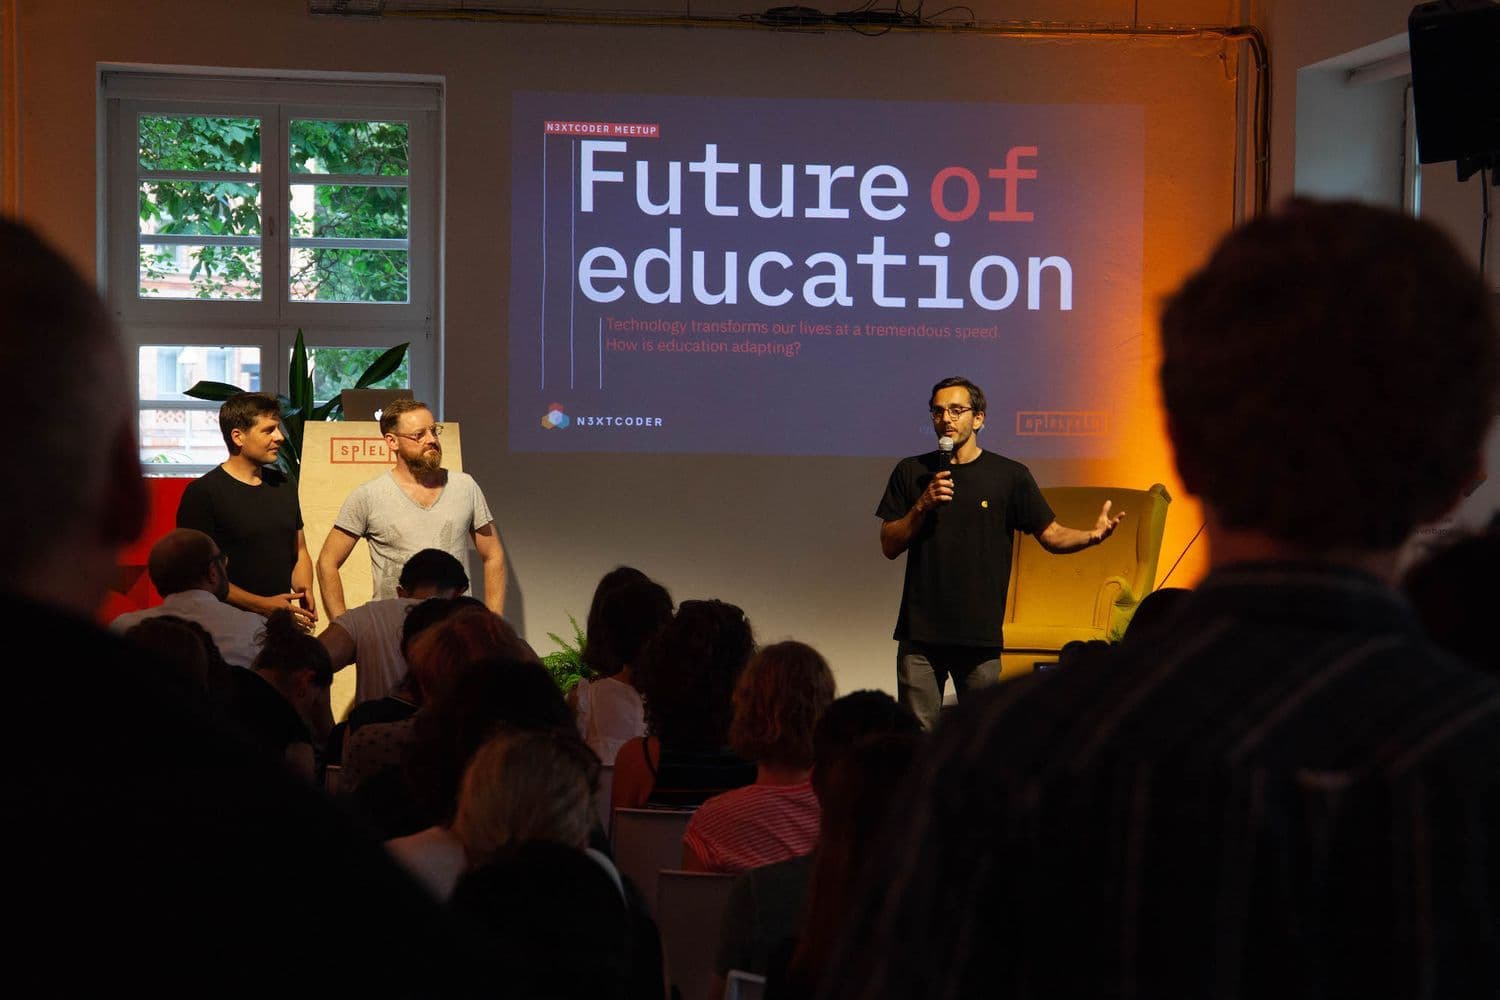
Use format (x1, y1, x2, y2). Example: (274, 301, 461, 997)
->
(1121, 587, 1192, 646)
(0, 220, 146, 613)
(811, 690, 922, 802)
(405, 655, 578, 826)
(397, 548, 470, 600)
(1159, 199, 1498, 556)
(453, 728, 600, 867)
(406, 605, 536, 703)
(582, 565, 653, 676)
(146, 528, 227, 600)
(729, 640, 838, 770)
(121, 614, 221, 700)
(1401, 517, 1500, 669)
(252, 609, 334, 721)
(634, 598, 755, 751)
(585, 577, 673, 680)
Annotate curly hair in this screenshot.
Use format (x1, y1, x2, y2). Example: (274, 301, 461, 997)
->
(633, 598, 754, 751)
(729, 640, 837, 767)
(1160, 199, 1499, 549)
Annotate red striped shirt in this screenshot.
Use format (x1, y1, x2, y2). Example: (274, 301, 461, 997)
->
(682, 781, 820, 874)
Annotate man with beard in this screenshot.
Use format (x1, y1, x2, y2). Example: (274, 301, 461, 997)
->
(177, 392, 317, 629)
(316, 398, 505, 618)
(877, 376, 1124, 729)
(109, 528, 267, 668)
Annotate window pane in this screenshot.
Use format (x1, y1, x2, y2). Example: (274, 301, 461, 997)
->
(305, 346, 411, 405)
(138, 115, 261, 172)
(289, 248, 408, 303)
(140, 181, 261, 237)
(290, 119, 409, 176)
(289, 183, 408, 239)
(138, 346, 262, 400)
(140, 244, 262, 300)
(139, 406, 233, 466)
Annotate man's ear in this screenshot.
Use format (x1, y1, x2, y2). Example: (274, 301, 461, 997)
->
(101, 420, 148, 548)
(972, 410, 985, 433)
(395, 584, 409, 599)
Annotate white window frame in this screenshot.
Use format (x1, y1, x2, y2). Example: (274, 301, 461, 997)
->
(101, 69, 441, 474)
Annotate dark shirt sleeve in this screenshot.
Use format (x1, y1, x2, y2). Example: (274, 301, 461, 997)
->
(1012, 467, 1056, 536)
(175, 476, 214, 534)
(876, 461, 916, 521)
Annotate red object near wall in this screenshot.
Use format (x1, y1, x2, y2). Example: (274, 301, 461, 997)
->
(98, 476, 193, 626)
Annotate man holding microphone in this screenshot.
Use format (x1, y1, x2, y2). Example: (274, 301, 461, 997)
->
(877, 376, 1123, 728)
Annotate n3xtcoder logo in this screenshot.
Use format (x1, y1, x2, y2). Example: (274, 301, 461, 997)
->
(541, 402, 571, 429)
(541, 402, 665, 429)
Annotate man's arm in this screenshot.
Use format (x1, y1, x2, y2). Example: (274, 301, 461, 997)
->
(224, 582, 311, 620)
(1036, 500, 1126, 554)
(879, 471, 953, 559)
(473, 522, 506, 614)
(319, 620, 357, 670)
(291, 529, 317, 625)
(317, 526, 360, 621)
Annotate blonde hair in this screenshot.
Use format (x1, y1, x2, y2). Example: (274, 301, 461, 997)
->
(729, 640, 836, 768)
(452, 728, 598, 868)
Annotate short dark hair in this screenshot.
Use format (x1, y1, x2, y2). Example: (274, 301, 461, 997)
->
(930, 376, 987, 415)
(398, 548, 469, 594)
(218, 392, 281, 452)
(254, 610, 333, 688)
(1160, 199, 1498, 550)
(380, 397, 431, 436)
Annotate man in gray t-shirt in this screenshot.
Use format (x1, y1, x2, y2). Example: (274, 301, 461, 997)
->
(316, 400, 506, 619)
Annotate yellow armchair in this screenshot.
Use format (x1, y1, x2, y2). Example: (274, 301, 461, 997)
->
(1000, 483, 1172, 677)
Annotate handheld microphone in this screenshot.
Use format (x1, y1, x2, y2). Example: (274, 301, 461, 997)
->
(937, 436, 954, 467)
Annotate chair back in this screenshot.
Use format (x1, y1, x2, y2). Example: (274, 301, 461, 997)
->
(1001, 483, 1172, 673)
(724, 969, 767, 1000)
(610, 807, 694, 918)
(657, 869, 738, 1000)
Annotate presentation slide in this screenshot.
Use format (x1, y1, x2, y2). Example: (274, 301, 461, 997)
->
(508, 92, 1143, 458)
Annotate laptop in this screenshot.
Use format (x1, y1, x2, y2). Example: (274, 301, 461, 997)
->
(339, 387, 414, 422)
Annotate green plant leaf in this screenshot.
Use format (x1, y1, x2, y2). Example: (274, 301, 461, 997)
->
(184, 380, 247, 401)
(353, 342, 410, 389)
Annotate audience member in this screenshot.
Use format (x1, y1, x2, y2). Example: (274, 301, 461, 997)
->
(715, 690, 921, 987)
(320, 547, 471, 707)
(815, 199, 1500, 999)
(222, 609, 334, 781)
(109, 528, 266, 667)
(1119, 584, 1192, 646)
(3, 217, 469, 990)
(449, 840, 635, 1000)
(612, 599, 757, 810)
(683, 640, 836, 873)
(1401, 514, 1500, 669)
(383, 655, 578, 873)
(581, 564, 652, 678)
(119, 613, 225, 704)
(341, 605, 534, 793)
(572, 575, 674, 764)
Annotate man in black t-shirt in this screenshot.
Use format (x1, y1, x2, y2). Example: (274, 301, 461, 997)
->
(877, 377, 1124, 728)
(177, 392, 317, 629)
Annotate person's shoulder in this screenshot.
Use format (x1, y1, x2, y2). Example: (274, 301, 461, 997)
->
(976, 450, 1032, 475)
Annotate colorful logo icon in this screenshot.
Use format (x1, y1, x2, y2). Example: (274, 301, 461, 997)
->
(541, 402, 570, 429)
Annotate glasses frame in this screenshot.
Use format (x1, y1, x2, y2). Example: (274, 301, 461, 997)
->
(929, 404, 974, 419)
(390, 423, 444, 443)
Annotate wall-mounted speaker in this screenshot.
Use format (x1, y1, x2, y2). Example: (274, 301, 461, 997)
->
(1407, 1, 1500, 175)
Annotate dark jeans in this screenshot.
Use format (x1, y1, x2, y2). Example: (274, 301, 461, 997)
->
(897, 640, 1003, 730)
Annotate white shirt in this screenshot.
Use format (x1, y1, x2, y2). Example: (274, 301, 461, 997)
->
(329, 597, 419, 706)
(109, 589, 266, 668)
(574, 675, 646, 766)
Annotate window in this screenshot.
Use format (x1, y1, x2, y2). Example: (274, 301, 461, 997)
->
(103, 71, 439, 473)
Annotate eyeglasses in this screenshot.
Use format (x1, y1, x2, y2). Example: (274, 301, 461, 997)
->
(206, 551, 229, 571)
(392, 424, 444, 442)
(929, 404, 973, 419)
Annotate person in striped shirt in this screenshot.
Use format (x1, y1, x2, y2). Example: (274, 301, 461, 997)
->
(816, 199, 1500, 1000)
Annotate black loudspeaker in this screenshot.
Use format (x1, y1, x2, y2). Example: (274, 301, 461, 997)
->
(1407, 1, 1500, 174)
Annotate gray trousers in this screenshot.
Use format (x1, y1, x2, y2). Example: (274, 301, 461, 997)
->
(897, 640, 1003, 730)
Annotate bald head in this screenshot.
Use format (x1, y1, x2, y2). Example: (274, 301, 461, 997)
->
(148, 529, 223, 598)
